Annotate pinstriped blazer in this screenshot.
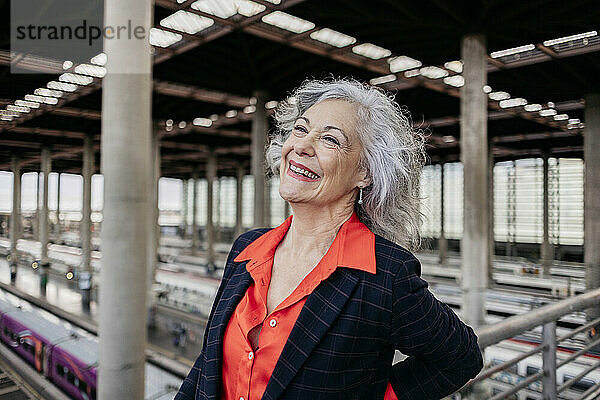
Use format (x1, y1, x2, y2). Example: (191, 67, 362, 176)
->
(175, 228, 483, 400)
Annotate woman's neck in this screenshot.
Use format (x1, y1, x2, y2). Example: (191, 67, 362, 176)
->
(280, 202, 355, 258)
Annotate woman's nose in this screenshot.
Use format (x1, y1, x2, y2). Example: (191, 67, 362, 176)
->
(293, 133, 316, 157)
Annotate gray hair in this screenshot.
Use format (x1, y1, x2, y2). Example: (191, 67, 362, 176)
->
(266, 78, 426, 250)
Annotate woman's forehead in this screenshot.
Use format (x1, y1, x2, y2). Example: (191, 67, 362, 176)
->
(301, 99, 358, 129)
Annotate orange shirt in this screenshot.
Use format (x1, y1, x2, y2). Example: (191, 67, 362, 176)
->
(221, 211, 398, 400)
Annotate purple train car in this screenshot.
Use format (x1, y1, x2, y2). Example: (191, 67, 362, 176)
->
(0, 298, 97, 400)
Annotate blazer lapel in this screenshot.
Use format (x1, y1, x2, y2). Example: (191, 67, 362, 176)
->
(204, 261, 254, 398)
(261, 268, 360, 400)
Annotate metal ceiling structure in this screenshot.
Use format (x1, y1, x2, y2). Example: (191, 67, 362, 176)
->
(0, 0, 598, 178)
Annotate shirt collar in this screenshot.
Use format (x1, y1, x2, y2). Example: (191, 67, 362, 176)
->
(233, 211, 376, 275)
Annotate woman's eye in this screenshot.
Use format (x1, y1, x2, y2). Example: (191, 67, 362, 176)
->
(293, 125, 308, 134)
(323, 136, 340, 145)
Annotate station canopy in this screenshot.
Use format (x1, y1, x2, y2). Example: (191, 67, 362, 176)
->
(1, 0, 598, 178)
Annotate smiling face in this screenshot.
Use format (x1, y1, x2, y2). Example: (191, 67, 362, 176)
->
(279, 99, 370, 210)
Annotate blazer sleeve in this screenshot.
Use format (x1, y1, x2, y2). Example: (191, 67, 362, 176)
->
(388, 255, 483, 399)
(173, 237, 240, 400)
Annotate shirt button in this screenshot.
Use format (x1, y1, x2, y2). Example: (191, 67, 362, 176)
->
(248, 351, 254, 360)
(239, 397, 245, 400)
(269, 318, 277, 327)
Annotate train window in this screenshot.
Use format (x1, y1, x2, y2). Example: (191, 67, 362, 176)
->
(56, 364, 65, 377)
(526, 366, 540, 376)
(67, 371, 75, 385)
(490, 358, 518, 375)
(564, 375, 594, 392)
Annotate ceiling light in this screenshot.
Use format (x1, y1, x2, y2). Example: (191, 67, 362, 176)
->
(166, 119, 173, 126)
(444, 61, 463, 73)
(59, 73, 94, 85)
(419, 66, 448, 79)
(539, 109, 557, 117)
(243, 105, 256, 113)
(0, 115, 13, 121)
(524, 104, 542, 112)
(209, 114, 219, 121)
(310, 28, 356, 48)
(192, 0, 265, 18)
(543, 31, 597, 47)
(15, 100, 40, 108)
(442, 135, 455, 143)
(265, 100, 278, 109)
(42, 97, 59, 105)
(178, 121, 187, 128)
(499, 98, 527, 108)
(388, 55, 421, 73)
(443, 75, 464, 87)
(74, 64, 106, 78)
(24, 94, 58, 104)
(547, 102, 555, 108)
(351, 43, 391, 60)
(149, 28, 183, 48)
(488, 91, 510, 101)
(404, 69, 420, 78)
(35, 87, 63, 97)
(166, 125, 173, 132)
(568, 118, 580, 125)
(63, 60, 73, 70)
(1, 110, 20, 117)
(225, 110, 238, 118)
(193, 117, 212, 127)
(160, 10, 214, 34)
(91, 53, 107, 66)
(262, 11, 314, 33)
(490, 44, 535, 58)
(483, 85, 492, 93)
(369, 74, 397, 85)
(553, 114, 569, 121)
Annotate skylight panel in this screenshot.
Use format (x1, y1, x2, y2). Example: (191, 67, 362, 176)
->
(193, 117, 212, 127)
(443, 75, 464, 87)
(263, 0, 281, 3)
(490, 44, 535, 59)
(310, 28, 356, 48)
(499, 98, 527, 108)
(47, 81, 77, 92)
(543, 31, 597, 47)
(60, 73, 94, 86)
(404, 69, 420, 78)
(351, 43, 391, 60)
(369, 74, 397, 85)
(74, 64, 106, 78)
(524, 104, 542, 112)
(192, 0, 265, 19)
(161, 10, 214, 35)
(91, 53, 107, 66)
(488, 91, 510, 101)
(553, 114, 568, 121)
(243, 105, 256, 114)
(35, 88, 62, 97)
(15, 100, 40, 109)
(444, 61, 463, 73)
(149, 28, 183, 48)
(419, 66, 448, 79)
(7, 105, 30, 113)
(265, 100, 278, 109)
(388, 56, 421, 73)
(262, 11, 315, 33)
(539, 109, 557, 117)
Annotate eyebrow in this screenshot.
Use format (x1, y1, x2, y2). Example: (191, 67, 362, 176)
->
(296, 116, 349, 141)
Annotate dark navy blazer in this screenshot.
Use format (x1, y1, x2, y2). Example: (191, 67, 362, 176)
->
(175, 228, 483, 400)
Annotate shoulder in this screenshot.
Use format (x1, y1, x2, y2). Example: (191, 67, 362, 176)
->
(373, 233, 422, 279)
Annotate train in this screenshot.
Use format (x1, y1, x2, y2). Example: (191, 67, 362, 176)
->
(0, 297, 97, 400)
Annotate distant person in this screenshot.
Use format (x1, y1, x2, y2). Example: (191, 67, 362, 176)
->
(176, 78, 483, 399)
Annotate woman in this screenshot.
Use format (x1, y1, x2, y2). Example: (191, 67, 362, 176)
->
(176, 78, 483, 400)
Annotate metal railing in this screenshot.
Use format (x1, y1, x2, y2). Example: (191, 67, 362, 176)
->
(460, 287, 600, 399)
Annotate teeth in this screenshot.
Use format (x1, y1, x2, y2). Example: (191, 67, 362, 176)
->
(290, 164, 318, 179)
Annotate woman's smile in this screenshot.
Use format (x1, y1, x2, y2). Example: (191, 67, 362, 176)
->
(287, 160, 321, 182)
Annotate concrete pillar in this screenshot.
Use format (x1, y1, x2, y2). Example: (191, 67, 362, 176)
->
(33, 172, 39, 241)
(206, 150, 216, 271)
(252, 90, 268, 227)
(81, 133, 93, 311)
(541, 152, 553, 275)
(488, 139, 495, 284)
(181, 179, 188, 239)
(54, 173, 61, 242)
(460, 34, 488, 328)
(10, 156, 21, 284)
(147, 126, 160, 327)
(39, 146, 51, 295)
(585, 93, 600, 321)
(235, 165, 244, 237)
(98, 0, 152, 396)
(191, 170, 200, 254)
(438, 161, 447, 265)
